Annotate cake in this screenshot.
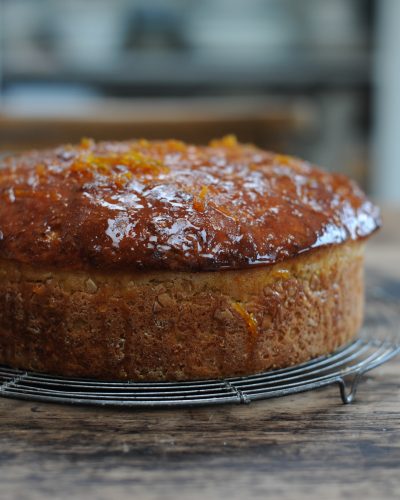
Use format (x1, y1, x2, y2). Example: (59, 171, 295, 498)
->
(0, 136, 380, 381)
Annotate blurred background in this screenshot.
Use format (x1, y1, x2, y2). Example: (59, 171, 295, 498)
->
(0, 0, 399, 204)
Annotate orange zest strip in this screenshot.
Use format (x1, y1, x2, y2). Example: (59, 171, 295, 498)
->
(274, 154, 294, 166)
(35, 164, 46, 177)
(193, 185, 209, 212)
(70, 149, 170, 179)
(209, 202, 238, 221)
(80, 137, 95, 149)
(209, 135, 238, 148)
(232, 302, 258, 337)
(114, 171, 133, 189)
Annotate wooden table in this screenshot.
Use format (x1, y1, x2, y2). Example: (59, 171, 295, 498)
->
(1, 210, 399, 500)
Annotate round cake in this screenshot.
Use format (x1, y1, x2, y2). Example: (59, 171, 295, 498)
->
(0, 136, 380, 380)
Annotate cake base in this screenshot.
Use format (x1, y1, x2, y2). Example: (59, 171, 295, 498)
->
(0, 242, 365, 381)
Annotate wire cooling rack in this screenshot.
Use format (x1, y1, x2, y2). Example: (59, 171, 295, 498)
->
(0, 337, 399, 407)
(0, 277, 399, 408)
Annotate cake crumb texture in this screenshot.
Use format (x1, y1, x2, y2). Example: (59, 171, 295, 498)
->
(0, 242, 364, 380)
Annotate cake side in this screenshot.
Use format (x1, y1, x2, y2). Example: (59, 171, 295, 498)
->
(0, 241, 365, 381)
(0, 138, 380, 272)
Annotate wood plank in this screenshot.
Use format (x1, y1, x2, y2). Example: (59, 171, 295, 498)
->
(0, 210, 399, 500)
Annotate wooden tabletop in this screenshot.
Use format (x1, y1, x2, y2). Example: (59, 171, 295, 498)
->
(1, 209, 399, 500)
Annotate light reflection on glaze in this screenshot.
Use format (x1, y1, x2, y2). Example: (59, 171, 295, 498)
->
(0, 138, 381, 271)
(105, 215, 137, 249)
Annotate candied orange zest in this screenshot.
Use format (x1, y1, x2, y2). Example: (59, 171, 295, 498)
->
(193, 200, 203, 211)
(70, 149, 169, 178)
(35, 164, 46, 177)
(199, 185, 209, 199)
(166, 139, 186, 152)
(114, 171, 133, 189)
(70, 158, 94, 176)
(209, 134, 238, 148)
(274, 154, 293, 166)
(193, 185, 209, 212)
(232, 302, 258, 336)
(209, 202, 238, 221)
(80, 137, 95, 149)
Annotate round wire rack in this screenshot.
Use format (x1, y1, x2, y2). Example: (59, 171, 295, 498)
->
(0, 283, 399, 408)
(0, 337, 398, 408)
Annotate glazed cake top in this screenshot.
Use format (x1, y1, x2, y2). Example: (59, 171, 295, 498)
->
(0, 136, 380, 272)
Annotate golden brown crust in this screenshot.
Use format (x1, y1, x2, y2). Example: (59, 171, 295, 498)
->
(0, 242, 365, 381)
(0, 137, 380, 272)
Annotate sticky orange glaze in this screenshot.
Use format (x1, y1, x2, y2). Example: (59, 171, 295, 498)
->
(0, 137, 380, 271)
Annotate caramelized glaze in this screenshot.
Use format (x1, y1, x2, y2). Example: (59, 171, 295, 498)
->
(0, 137, 380, 271)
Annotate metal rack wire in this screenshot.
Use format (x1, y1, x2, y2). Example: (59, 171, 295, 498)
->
(0, 337, 398, 407)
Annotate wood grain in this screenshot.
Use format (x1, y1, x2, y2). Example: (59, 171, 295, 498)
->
(0, 209, 399, 500)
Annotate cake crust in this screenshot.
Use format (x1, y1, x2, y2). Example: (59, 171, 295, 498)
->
(0, 242, 364, 381)
(0, 139, 378, 380)
(0, 137, 380, 272)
